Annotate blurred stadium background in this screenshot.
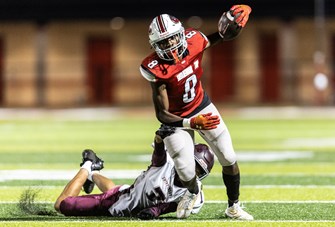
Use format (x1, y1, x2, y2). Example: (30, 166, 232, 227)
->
(0, 0, 333, 107)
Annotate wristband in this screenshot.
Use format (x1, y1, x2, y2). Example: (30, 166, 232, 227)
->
(182, 118, 191, 127)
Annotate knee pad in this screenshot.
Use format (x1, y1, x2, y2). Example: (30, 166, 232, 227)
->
(164, 129, 196, 182)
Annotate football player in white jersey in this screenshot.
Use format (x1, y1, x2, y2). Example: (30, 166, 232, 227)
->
(54, 125, 214, 219)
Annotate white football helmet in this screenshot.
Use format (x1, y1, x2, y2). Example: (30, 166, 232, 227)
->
(148, 14, 187, 61)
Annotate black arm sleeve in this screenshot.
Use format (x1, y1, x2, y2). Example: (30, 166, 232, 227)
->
(151, 139, 167, 167)
(150, 202, 178, 217)
(163, 119, 183, 127)
(206, 32, 224, 47)
(155, 202, 178, 216)
(138, 202, 178, 219)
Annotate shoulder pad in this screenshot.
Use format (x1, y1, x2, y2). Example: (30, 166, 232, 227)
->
(140, 65, 156, 82)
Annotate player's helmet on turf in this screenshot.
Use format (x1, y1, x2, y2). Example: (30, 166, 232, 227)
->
(148, 14, 187, 61)
(194, 144, 215, 180)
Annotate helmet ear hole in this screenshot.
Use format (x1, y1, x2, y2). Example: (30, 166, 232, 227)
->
(148, 14, 187, 61)
(194, 144, 215, 180)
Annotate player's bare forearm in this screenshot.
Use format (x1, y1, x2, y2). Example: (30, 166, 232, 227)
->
(156, 109, 184, 126)
(151, 82, 184, 126)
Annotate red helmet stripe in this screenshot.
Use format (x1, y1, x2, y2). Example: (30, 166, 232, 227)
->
(156, 15, 166, 33)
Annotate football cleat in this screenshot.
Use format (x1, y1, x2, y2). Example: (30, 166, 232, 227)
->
(225, 202, 254, 220)
(176, 181, 202, 219)
(82, 180, 95, 195)
(80, 149, 104, 194)
(191, 189, 205, 214)
(80, 149, 104, 170)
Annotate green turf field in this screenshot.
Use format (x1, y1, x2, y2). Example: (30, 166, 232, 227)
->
(0, 107, 334, 226)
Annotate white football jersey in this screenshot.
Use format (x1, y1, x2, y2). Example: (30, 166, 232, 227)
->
(108, 155, 186, 217)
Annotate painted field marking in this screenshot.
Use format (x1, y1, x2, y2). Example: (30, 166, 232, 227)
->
(0, 169, 142, 181)
(206, 200, 335, 204)
(1, 200, 335, 204)
(236, 151, 313, 161)
(205, 185, 335, 189)
(0, 220, 334, 223)
(138, 151, 314, 162)
(284, 138, 335, 147)
(1, 185, 335, 189)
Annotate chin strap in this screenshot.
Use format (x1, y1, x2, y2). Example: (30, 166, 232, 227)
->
(172, 50, 180, 63)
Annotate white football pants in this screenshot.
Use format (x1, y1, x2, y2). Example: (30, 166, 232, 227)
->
(163, 103, 237, 182)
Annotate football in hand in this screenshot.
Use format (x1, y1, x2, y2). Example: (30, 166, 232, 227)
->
(218, 10, 242, 40)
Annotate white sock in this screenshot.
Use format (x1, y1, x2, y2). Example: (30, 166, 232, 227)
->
(80, 161, 92, 175)
(88, 170, 99, 182)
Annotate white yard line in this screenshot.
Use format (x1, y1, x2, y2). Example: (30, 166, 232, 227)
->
(0, 220, 335, 223)
(0, 169, 142, 181)
(1, 200, 334, 204)
(205, 185, 335, 189)
(139, 150, 314, 162)
(2, 168, 335, 181)
(1, 106, 335, 120)
(236, 151, 314, 161)
(1, 185, 335, 189)
(283, 138, 335, 148)
(206, 200, 335, 204)
(237, 106, 335, 119)
(0, 150, 316, 182)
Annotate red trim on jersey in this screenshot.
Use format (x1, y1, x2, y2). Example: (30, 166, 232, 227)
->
(156, 15, 166, 33)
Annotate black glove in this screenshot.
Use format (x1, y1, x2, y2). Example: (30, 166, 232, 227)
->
(155, 124, 176, 139)
(138, 208, 156, 220)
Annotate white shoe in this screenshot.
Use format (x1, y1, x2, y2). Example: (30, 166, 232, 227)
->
(225, 202, 254, 220)
(191, 189, 205, 214)
(176, 181, 202, 219)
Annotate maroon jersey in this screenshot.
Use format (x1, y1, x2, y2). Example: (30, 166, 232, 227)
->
(140, 28, 209, 117)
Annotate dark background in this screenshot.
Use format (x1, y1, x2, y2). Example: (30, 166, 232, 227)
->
(0, 0, 333, 22)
